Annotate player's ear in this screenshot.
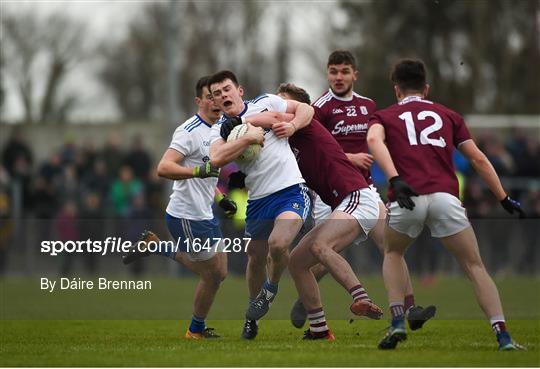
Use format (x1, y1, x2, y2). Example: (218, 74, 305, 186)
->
(238, 85, 244, 97)
(194, 96, 202, 106)
(423, 84, 430, 98)
(353, 70, 359, 82)
(394, 85, 401, 101)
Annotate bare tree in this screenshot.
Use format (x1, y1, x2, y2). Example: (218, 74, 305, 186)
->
(97, 1, 287, 122)
(2, 10, 86, 123)
(338, 0, 540, 114)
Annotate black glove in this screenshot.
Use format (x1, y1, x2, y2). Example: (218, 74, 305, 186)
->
(228, 171, 246, 189)
(389, 176, 419, 210)
(220, 116, 243, 140)
(219, 196, 237, 217)
(500, 195, 526, 218)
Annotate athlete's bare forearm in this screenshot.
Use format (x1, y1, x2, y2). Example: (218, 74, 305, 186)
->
(367, 124, 399, 179)
(460, 141, 506, 200)
(157, 160, 196, 180)
(210, 137, 255, 167)
(246, 112, 294, 128)
(289, 102, 314, 130)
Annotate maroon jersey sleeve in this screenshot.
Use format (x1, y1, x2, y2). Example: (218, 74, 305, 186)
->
(312, 92, 331, 130)
(313, 105, 325, 125)
(368, 112, 384, 128)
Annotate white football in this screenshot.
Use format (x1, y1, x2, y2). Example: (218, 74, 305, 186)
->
(227, 124, 262, 163)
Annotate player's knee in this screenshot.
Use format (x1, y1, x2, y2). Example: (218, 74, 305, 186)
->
(310, 240, 329, 260)
(203, 268, 227, 286)
(268, 237, 289, 256)
(269, 243, 288, 261)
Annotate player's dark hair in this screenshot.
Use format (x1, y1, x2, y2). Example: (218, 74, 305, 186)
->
(207, 70, 239, 90)
(195, 76, 210, 98)
(276, 83, 311, 104)
(390, 59, 427, 92)
(327, 49, 356, 69)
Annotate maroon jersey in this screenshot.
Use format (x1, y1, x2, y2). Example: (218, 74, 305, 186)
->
(368, 96, 472, 201)
(312, 89, 377, 183)
(289, 119, 368, 209)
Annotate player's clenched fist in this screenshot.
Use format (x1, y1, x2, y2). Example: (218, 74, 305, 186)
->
(272, 121, 296, 138)
(193, 162, 220, 178)
(245, 123, 265, 146)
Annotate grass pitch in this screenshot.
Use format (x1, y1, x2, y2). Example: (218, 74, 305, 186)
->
(1, 276, 539, 367)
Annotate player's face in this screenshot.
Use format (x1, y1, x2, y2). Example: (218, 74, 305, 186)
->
(327, 64, 358, 97)
(209, 79, 244, 116)
(197, 86, 221, 122)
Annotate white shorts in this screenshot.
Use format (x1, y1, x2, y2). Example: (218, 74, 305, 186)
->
(184, 239, 224, 262)
(314, 184, 383, 225)
(334, 187, 380, 242)
(387, 192, 470, 239)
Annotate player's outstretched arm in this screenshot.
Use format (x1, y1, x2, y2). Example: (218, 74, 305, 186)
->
(458, 140, 525, 217)
(367, 123, 399, 179)
(210, 123, 264, 167)
(157, 149, 218, 180)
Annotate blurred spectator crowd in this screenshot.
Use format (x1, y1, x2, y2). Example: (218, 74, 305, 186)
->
(0, 129, 165, 275)
(0, 127, 539, 277)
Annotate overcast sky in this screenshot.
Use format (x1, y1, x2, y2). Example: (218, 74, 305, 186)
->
(1, 1, 334, 122)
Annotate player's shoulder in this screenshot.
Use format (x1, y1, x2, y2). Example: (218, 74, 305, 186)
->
(368, 103, 400, 124)
(352, 91, 375, 104)
(377, 102, 401, 115)
(312, 90, 333, 109)
(246, 93, 273, 105)
(178, 114, 212, 133)
(430, 101, 462, 118)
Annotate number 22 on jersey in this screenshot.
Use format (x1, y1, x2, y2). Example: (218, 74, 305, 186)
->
(399, 110, 446, 148)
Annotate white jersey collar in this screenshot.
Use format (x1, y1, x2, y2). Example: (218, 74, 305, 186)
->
(399, 95, 432, 105)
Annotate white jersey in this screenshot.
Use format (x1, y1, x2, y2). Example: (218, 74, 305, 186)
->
(166, 114, 218, 220)
(210, 94, 304, 200)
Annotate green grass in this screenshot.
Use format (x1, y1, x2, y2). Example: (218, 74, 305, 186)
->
(1, 276, 539, 366)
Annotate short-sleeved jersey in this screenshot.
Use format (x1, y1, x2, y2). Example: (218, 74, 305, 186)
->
(289, 119, 367, 209)
(210, 94, 304, 200)
(312, 89, 377, 183)
(166, 114, 218, 220)
(368, 96, 472, 201)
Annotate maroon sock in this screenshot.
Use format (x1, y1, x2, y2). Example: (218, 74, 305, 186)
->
(404, 294, 415, 312)
(307, 307, 329, 337)
(348, 284, 371, 302)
